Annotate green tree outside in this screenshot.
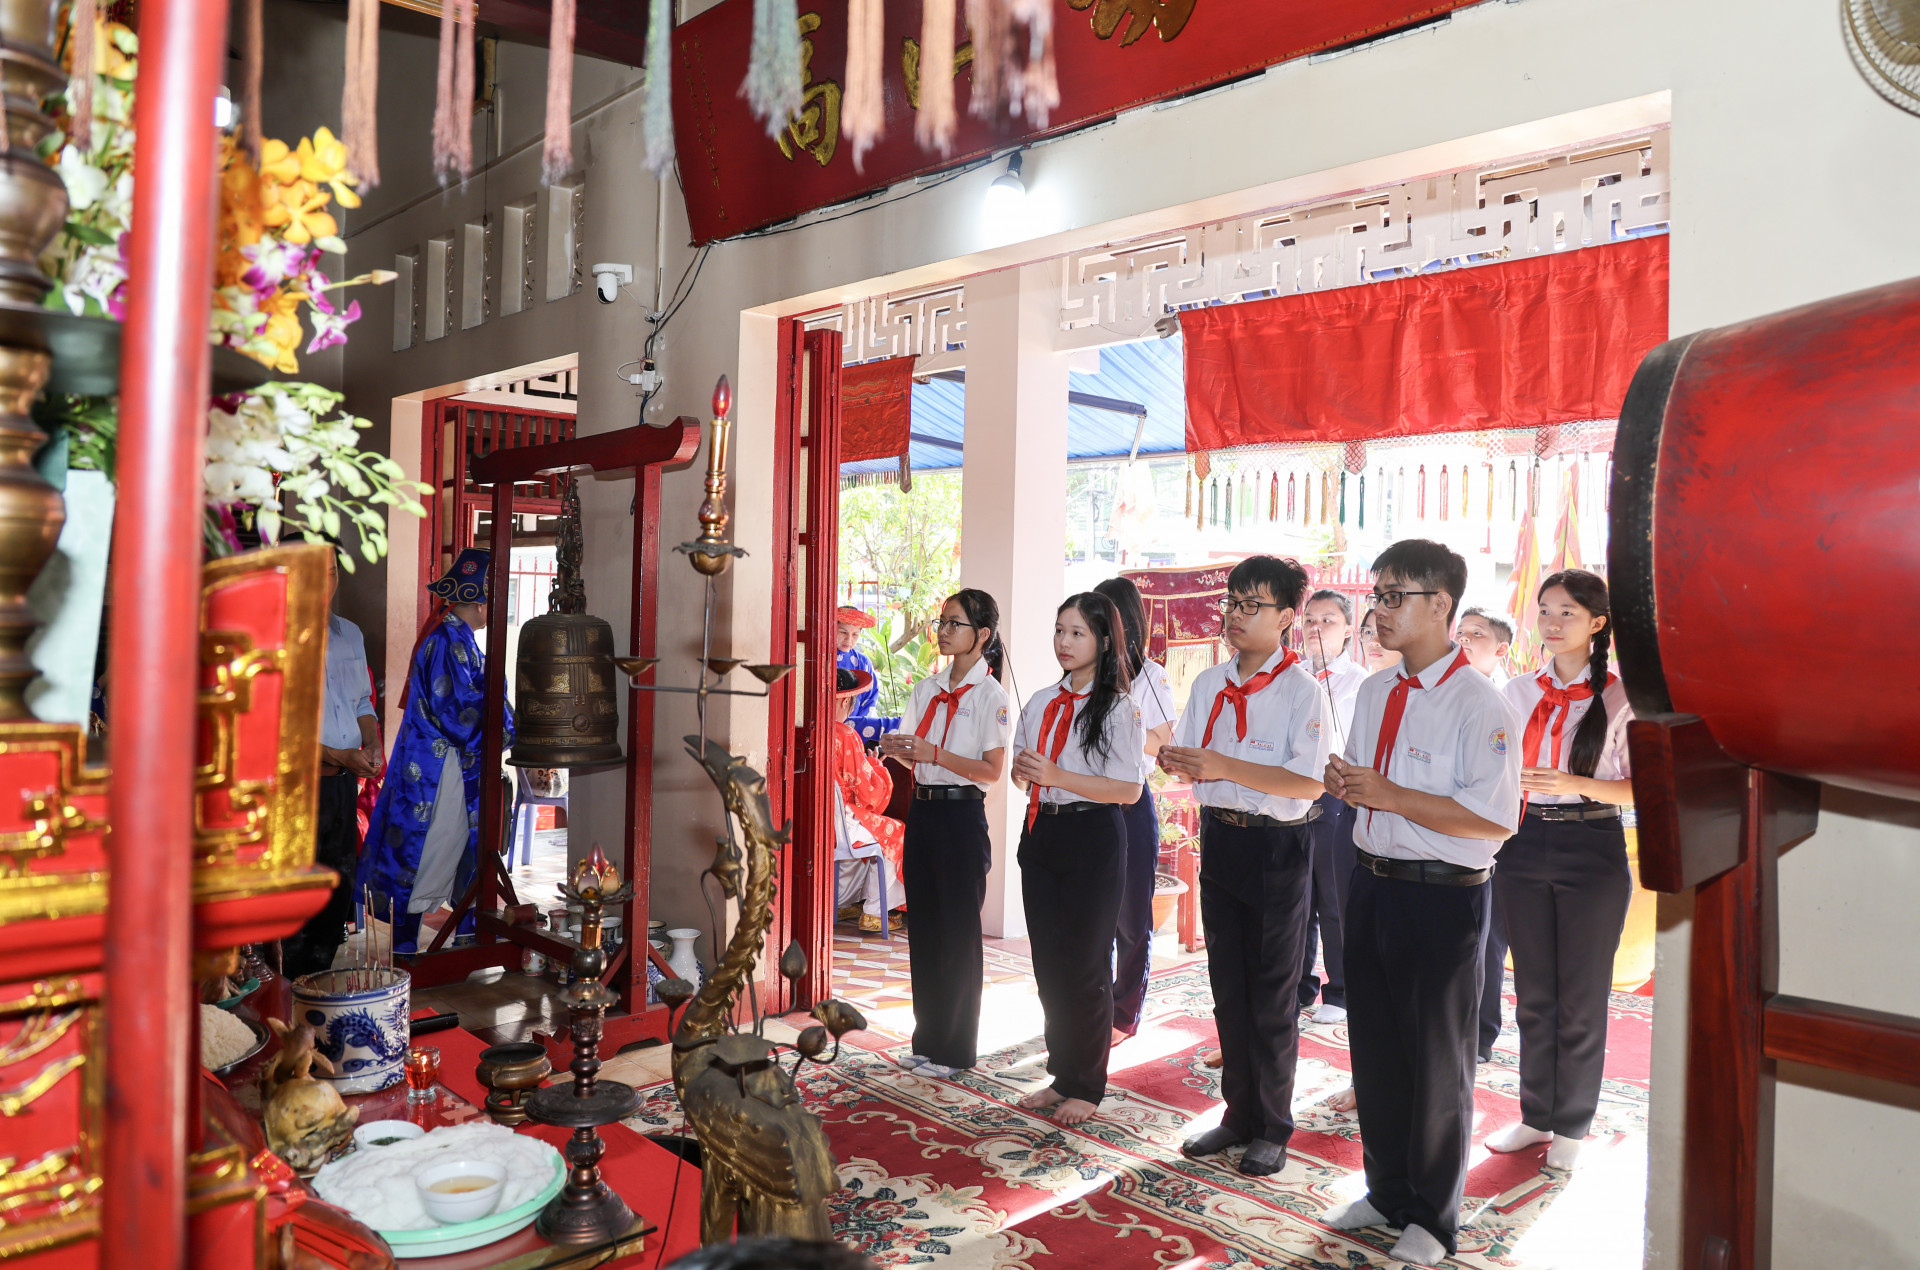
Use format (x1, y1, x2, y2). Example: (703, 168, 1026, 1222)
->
(838, 472, 962, 716)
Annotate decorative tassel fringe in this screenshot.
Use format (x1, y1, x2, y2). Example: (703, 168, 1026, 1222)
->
(915, 0, 957, 154)
(66, 0, 97, 151)
(964, 0, 1009, 122)
(239, 0, 262, 162)
(841, 0, 883, 171)
(1008, 0, 1058, 128)
(432, 0, 476, 183)
(342, 0, 380, 185)
(740, 0, 802, 140)
(640, 0, 676, 178)
(542, 0, 576, 184)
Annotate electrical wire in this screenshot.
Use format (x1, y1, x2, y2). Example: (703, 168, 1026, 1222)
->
(717, 156, 994, 242)
(634, 244, 712, 424)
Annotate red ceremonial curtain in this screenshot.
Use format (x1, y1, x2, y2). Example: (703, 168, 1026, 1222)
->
(839, 356, 916, 463)
(1182, 235, 1670, 450)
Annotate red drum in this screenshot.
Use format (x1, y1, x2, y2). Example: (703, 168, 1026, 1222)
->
(1610, 276, 1920, 801)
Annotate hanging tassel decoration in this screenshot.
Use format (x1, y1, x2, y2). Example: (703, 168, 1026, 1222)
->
(542, 0, 577, 184)
(66, 0, 98, 152)
(640, 0, 676, 177)
(739, 0, 802, 140)
(432, 0, 476, 183)
(238, 0, 263, 163)
(964, 0, 1009, 122)
(1008, 0, 1057, 128)
(841, 0, 884, 171)
(915, 0, 957, 153)
(341, 0, 380, 185)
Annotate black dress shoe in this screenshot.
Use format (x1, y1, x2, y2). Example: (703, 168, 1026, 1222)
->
(1180, 1126, 1248, 1158)
(1238, 1139, 1285, 1176)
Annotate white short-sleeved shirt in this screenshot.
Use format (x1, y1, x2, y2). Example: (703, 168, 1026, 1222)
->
(1502, 663, 1634, 802)
(903, 657, 1011, 789)
(1172, 649, 1330, 822)
(1344, 645, 1523, 869)
(1129, 658, 1178, 739)
(1012, 677, 1150, 804)
(1308, 656, 1369, 756)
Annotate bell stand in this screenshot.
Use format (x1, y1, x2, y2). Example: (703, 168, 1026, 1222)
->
(399, 418, 700, 1060)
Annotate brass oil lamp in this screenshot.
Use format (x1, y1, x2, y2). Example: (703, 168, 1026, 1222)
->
(509, 475, 624, 768)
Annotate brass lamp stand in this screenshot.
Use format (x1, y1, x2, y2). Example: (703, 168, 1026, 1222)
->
(524, 847, 643, 1244)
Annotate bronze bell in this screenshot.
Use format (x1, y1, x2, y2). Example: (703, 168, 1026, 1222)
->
(510, 477, 624, 769)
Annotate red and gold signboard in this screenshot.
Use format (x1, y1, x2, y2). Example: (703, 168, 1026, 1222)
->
(673, 0, 1479, 243)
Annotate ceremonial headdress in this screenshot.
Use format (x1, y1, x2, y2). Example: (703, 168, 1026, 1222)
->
(428, 548, 491, 604)
(835, 667, 875, 699)
(835, 605, 877, 630)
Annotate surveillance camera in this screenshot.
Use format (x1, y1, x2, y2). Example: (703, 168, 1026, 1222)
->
(591, 262, 633, 304)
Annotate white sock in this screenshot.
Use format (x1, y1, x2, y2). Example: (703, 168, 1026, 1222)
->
(895, 1053, 930, 1070)
(1485, 1122, 1553, 1153)
(1389, 1223, 1448, 1268)
(1546, 1133, 1585, 1170)
(1323, 1197, 1387, 1230)
(919, 1062, 958, 1078)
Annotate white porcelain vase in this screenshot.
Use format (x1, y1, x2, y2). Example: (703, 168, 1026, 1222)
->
(291, 967, 412, 1094)
(664, 928, 703, 989)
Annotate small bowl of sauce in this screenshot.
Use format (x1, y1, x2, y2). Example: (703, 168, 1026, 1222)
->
(353, 1120, 426, 1151)
(415, 1158, 508, 1225)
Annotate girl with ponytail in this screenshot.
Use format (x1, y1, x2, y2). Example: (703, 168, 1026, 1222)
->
(1483, 568, 1635, 1171)
(1008, 592, 1148, 1125)
(877, 589, 1012, 1077)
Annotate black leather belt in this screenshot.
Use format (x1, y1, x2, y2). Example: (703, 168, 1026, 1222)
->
(1204, 805, 1322, 830)
(1356, 849, 1492, 887)
(1037, 800, 1103, 815)
(1525, 802, 1622, 822)
(914, 785, 984, 801)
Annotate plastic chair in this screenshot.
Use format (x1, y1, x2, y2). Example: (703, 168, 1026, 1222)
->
(511, 767, 568, 869)
(834, 839, 892, 940)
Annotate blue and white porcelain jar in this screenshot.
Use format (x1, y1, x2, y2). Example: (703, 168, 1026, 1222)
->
(291, 967, 412, 1094)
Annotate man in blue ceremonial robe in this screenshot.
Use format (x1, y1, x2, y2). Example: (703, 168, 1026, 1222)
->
(359, 548, 514, 953)
(835, 605, 880, 717)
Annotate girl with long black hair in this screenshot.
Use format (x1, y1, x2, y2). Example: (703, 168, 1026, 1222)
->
(1483, 568, 1634, 1171)
(877, 590, 1011, 1077)
(1092, 576, 1176, 1042)
(1009, 592, 1148, 1125)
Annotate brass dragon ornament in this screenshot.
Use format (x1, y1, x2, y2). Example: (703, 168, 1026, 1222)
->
(660, 737, 867, 1246)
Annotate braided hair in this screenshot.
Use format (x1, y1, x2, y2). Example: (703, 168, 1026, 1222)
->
(1057, 592, 1132, 763)
(1539, 569, 1612, 778)
(946, 588, 1005, 682)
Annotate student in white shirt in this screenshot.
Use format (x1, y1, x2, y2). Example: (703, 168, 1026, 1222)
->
(1159, 556, 1329, 1177)
(1483, 570, 1635, 1172)
(1009, 593, 1149, 1126)
(1356, 607, 1402, 674)
(877, 590, 1011, 1077)
(1295, 588, 1369, 1025)
(1094, 576, 1177, 1042)
(1458, 606, 1518, 1063)
(1322, 540, 1521, 1269)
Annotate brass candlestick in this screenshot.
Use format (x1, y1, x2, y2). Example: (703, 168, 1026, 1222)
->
(677, 377, 745, 576)
(524, 845, 642, 1245)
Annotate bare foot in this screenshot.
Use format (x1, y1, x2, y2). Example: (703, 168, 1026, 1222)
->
(1018, 1086, 1065, 1111)
(1203, 1049, 1225, 1069)
(1111, 1028, 1131, 1048)
(1327, 1086, 1357, 1112)
(1055, 1097, 1098, 1125)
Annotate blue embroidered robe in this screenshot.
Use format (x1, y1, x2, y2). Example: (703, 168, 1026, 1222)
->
(357, 612, 513, 929)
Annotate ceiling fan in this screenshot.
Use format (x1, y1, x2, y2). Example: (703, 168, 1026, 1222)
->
(1842, 0, 1920, 115)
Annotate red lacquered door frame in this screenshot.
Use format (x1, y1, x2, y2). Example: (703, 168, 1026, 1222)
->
(762, 320, 804, 1015)
(102, 1, 230, 1265)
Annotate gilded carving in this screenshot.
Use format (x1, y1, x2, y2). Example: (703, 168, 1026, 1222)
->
(901, 38, 976, 109)
(777, 14, 842, 167)
(1067, 0, 1200, 45)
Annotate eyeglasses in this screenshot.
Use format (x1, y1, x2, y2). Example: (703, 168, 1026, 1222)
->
(930, 618, 977, 633)
(1218, 597, 1285, 617)
(1369, 589, 1439, 610)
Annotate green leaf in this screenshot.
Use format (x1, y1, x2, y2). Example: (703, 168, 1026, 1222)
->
(62, 221, 115, 246)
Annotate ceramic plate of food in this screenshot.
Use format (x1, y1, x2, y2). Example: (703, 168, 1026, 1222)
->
(202, 1005, 268, 1076)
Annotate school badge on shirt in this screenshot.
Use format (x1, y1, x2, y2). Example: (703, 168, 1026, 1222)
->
(1306, 718, 1322, 741)
(1488, 727, 1509, 755)
(996, 706, 1009, 726)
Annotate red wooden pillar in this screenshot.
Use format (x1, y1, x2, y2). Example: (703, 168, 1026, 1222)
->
(789, 330, 842, 1008)
(763, 320, 804, 1015)
(102, 1, 229, 1264)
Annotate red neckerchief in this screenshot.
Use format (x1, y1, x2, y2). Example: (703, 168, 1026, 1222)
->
(1025, 685, 1080, 831)
(913, 674, 976, 751)
(1365, 648, 1472, 830)
(1520, 666, 1617, 810)
(1200, 650, 1300, 748)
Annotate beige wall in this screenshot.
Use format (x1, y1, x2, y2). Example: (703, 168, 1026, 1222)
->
(279, 0, 1920, 1256)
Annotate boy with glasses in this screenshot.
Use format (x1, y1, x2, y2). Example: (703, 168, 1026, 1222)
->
(1321, 540, 1521, 1268)
(1159, 556, 1329, 1177)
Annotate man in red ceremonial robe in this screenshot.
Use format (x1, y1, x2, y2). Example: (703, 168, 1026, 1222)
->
(833, 667, 905, 932)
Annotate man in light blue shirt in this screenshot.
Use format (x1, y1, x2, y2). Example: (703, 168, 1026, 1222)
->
(283, 551, 382, 976)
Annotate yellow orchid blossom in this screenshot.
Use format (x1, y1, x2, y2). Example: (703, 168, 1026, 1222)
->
(296, 127, 362, 210)
(257, 138, 301, 187)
